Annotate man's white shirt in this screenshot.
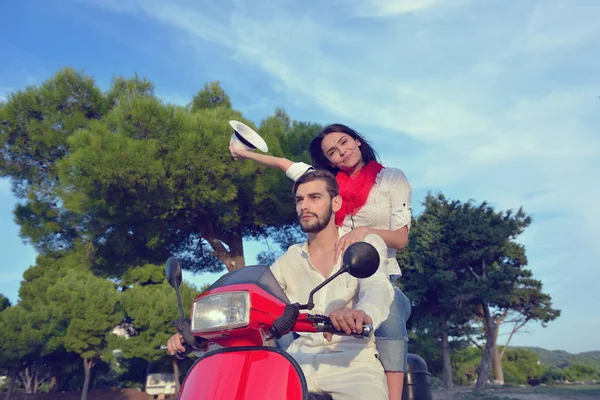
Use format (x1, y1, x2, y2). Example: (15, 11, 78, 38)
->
(270, 228, 394, 369)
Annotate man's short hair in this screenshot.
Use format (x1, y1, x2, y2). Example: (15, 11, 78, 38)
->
(292, 169, 339, 199)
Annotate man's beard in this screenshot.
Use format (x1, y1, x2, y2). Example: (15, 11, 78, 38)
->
(298, 206, 333, 233)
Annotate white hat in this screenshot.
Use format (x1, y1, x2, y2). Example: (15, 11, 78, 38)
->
(229, 120, 268, 153)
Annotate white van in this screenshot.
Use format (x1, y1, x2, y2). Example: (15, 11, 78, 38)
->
(145, 372, 176, 399)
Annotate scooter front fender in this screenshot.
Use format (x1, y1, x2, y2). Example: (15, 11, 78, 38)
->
(178, 346, 308, 400)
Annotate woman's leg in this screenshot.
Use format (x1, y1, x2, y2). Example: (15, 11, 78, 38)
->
(386, 372, 404, 400)
(375, 285, 412, 400)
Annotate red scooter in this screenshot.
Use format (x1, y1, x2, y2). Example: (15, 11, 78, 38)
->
(166, 242, 432, 400)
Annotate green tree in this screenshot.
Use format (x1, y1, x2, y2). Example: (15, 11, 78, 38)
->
(190, 81, 231, 111)
(113, 264, 199, 392)
(0, 68, 108, 254)
(3, 251, 93, 396)
(401, 193, 559, 390)
(2, 68, 322, 279)
(491, 276, 560, 383)
(562, 363, 600, 381)
(0, 305, 49, 398)
(0, 252, 89, 398)
(451, 346, 482, 386)
(45, 268, 123, 400)
(441, 195, 545, 390)
(400, 199, 476, 389)
(0, 294, 10, 312)
(502, 348, 545, 385)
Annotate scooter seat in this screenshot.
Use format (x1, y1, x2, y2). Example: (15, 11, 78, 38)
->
(307, 393, 333, 400)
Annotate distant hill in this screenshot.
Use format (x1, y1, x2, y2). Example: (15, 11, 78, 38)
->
(514, 347, 600, 369)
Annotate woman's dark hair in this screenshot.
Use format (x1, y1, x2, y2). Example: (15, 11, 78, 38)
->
(308, 123, 379, 174)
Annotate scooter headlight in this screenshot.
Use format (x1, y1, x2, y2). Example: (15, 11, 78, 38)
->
(191, 291, 250, 333)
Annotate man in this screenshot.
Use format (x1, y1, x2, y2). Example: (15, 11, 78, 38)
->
(268, 170, 394, 400)
(167, 170, 394, 399)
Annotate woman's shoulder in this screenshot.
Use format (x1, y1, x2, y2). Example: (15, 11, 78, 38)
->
(378, 166, 408, 182)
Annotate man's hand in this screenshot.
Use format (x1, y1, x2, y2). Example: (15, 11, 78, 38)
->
(334, 227, 370, 262)
(167, 333, 186, 355)
(323, 307, 373, 342)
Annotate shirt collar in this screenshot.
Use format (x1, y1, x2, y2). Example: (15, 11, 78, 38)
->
(300, 227, 345, 257)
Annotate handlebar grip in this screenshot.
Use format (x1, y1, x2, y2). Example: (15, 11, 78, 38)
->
(174, 344, 194, 360)
(321, 322, 373, 338)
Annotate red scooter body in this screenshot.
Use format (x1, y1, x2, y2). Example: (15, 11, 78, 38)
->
(176, 265, 328, 400)
(167, 244, 432, 400)
(179, 347, 306, 400)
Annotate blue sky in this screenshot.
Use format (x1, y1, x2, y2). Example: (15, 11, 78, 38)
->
(1, 0, 599, 353)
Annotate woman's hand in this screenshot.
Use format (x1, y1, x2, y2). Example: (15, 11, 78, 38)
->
(229, 143, 253, 161)
(334, 226, 370, 262)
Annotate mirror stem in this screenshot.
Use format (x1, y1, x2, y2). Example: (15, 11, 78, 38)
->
(175, 284, 185, 320)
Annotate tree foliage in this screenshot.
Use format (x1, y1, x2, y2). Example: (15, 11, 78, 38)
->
(401, 193, 559, 389)
(114, 264, 198, 363)
(0, 294, 10, 312)
(1, 68, 322, 278)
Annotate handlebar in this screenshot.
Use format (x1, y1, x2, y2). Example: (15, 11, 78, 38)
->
(171, 318, 210, 359)
(308, 314, 373, 338)
(173, 344, 195, 360)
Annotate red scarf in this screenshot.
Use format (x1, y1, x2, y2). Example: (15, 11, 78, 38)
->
(335, 161, 384, 226)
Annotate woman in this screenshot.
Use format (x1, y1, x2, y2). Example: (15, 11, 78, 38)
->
(230, 123, 412, 400)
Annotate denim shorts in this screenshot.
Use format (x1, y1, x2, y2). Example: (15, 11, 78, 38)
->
(375, 284, 411, 372)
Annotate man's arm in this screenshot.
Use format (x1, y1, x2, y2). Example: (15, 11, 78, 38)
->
(353, 234, 394, 329)
(269, 257, 287, 292)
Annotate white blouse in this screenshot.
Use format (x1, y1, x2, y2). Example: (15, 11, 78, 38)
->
(286, 162, 412, 277)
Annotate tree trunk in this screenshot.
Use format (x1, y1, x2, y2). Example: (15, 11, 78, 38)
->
(19, 365, 34, 394)
(491, 344, 504, 384)
(441, 329, 453, 389)
(475, 303, 495, 390)
(203, 224, 245, 271)
(33, 368, 39, 394)
(81, 358, 95, 400)
(499, 315, 527, 361)
(4, 366, 19, 400)
(49, 374, 59, 392)
(173, 358, 181, 394)
(491, 311, 506, 384)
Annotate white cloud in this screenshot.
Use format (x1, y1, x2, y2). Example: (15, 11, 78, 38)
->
(339, 0, 443, 17)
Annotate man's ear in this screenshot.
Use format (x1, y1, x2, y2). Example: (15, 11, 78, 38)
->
(332, 195, 342, 212)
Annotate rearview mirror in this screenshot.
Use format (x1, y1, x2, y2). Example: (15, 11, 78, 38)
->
(343, 242, 379, 279)
(165, 257, 183, 289)
(165, 257, 185, 320)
